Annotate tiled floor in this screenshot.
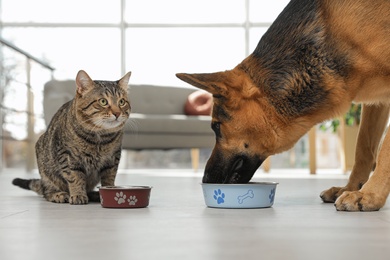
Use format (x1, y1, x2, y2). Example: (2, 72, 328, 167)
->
(1, 169, 390, 260)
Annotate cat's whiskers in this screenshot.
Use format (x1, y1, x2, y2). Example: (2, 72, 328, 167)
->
(94, 117, 110, 130)
(81, 116, 96, 124)
(80, 117, 100, 131)
(125, 118, 139, 135)
(96, 116, 127, 131)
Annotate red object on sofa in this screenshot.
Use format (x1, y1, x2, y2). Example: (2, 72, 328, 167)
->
(184, 91, 213, 116)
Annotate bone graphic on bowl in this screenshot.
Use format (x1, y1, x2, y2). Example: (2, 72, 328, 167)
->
(237, 189, 254, 204)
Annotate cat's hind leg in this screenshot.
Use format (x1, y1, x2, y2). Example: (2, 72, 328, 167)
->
(39, 181, 69, 203)
(13, 178, 70, 203)
(45, 191, 70, 203)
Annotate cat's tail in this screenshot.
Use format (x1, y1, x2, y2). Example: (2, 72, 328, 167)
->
(87, 191, 101, 202)
(12, 178, 44, 195)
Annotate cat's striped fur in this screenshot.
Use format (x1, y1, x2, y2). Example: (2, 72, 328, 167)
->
(12, 70, 131, 204)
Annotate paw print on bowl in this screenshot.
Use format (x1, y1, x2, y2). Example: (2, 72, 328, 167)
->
(213, 189, 225, 204)
(127, 195, 138, 206)
(99, 186, 152, 208)
(114, 191, 126, 204)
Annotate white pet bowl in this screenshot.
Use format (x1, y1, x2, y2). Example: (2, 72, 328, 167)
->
(201, 182, 278, 208)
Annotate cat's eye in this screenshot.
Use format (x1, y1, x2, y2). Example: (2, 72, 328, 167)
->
(118, 98, 126, 107)
(99, 98, 108, 106)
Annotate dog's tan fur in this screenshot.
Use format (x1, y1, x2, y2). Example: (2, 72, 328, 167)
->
(177, 0, 390, 211)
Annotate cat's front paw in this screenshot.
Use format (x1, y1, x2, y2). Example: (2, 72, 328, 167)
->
(70, 194, 89, 205)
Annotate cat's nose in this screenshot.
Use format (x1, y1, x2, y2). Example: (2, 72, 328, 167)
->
(113, 112, 121, 119)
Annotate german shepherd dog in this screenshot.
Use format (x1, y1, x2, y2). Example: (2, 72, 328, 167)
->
(176, 0, 390, 211)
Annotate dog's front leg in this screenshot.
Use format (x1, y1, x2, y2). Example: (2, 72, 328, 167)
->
(320, 104, 389, 206)
(335, 118, 390, 211)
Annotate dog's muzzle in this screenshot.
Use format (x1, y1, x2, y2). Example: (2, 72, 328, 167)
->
(202, 151, 264, 184)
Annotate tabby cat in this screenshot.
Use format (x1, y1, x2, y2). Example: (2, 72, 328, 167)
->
(12, 70, 131, 204)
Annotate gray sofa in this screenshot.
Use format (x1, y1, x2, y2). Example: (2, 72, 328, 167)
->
(43, 80, 215, 169)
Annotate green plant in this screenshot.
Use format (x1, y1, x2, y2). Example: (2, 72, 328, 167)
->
(319, 103, 361, 133)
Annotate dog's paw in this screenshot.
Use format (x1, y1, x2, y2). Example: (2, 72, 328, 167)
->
(320, 186, 345, 203)
(69, 194, 89, 205)
(334, 191, 385, 211)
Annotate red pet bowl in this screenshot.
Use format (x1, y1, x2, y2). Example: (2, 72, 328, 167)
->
(99, 186, 152, 208)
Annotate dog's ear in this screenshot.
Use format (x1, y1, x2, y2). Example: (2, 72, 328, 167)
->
(176, 71, 261, 100)
(176, 72, 228, 96)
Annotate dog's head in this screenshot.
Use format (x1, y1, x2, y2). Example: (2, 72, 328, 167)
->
(177, 67, 309, 183)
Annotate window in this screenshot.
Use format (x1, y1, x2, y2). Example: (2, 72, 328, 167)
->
(1, 0, 289, 84)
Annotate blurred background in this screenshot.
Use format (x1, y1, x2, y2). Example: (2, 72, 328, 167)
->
(0, 0, 346, 174)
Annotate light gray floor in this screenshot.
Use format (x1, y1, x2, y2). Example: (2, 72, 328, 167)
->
(1, 169, 390, 260)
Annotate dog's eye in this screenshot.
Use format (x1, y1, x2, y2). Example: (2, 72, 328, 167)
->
(212, 121, 220, 130)
(211, 122, 222, 138)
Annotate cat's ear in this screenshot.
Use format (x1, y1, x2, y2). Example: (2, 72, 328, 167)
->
(118, 72, 131, 92)
(76, 70, 94, 96)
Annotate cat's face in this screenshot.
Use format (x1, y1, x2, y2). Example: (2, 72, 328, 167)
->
(75, 70, 131, 131)
(87, 90, 130, 130)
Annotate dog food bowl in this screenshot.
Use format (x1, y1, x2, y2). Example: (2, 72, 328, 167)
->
(201, 182, 278, 208)
(99, 186, 152, 208)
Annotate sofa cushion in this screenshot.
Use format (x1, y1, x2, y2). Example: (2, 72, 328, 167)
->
(184, 90, 213, 116)
(129, 85, 196, 115)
